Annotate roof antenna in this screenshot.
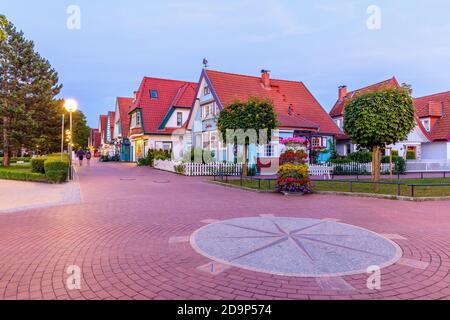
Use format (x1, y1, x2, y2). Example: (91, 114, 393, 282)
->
(202, 58, 209, 69)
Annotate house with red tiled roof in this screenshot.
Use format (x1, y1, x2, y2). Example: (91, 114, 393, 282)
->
(113, 97, 134, 161)
(186, 69, 341, 172)
(329, 78, 431, 159)
(106, 111, 115, 144)
(414, 91, 450, 160)
(88, 128, 101, 150)
(128, 77, 197, 161)
(99, 115, 108, 146)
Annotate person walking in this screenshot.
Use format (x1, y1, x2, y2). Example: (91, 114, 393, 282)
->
(86, 150, 92, 166)
(76, 148, 85, 166)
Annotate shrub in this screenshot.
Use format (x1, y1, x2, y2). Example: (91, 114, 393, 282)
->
(31, 157, 46, 174)
(391, 150, 399, 157)
(381, 155, 406, 174)
(174, 163, 185, 174)
(44, 158, 69, 183)
(137, 157, 150, 167)
(406, 150, 416, 160)
(347, 150, 372, 163)
(0, 170, 48, 183)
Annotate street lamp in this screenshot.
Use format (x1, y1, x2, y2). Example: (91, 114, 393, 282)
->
(65, 98, 78, 179)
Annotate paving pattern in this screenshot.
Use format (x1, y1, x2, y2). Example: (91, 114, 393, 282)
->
(191, 217, 402, 277)
(0, 161, 449, 300)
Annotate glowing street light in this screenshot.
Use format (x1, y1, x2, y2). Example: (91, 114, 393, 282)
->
(64, 98, 78, 179)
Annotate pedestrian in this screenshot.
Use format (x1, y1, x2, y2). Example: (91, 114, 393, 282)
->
(76, 148, 85, 166)
(86, 150, 92, 166)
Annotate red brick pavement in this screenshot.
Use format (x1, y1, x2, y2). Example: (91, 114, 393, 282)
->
(0, 161, 449, 300)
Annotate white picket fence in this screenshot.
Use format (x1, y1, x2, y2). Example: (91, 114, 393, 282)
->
(154, 160, 243, 176)
(184, 162, 243, 176)
(154, 160, 392, 177)
(308, 162, 393, 177)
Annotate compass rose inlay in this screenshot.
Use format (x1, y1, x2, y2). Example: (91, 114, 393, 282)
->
(191, 217, 402, 277)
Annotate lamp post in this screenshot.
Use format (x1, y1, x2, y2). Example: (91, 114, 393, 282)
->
(64, 99, 78, 179)
(61, 113, 65, 161)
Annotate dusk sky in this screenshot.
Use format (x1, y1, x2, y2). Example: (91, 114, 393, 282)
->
(1, 0, 450, 127)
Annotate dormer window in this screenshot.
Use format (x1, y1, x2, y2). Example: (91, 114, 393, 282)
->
(150, 90, 158, 99)
(136, 112, 141, 126)
(421, 119, 430, 131)
(204, 86, 211, 96)
(177, 112, 183, 127)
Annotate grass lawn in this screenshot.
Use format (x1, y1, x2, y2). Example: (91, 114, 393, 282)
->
(223, 177, 450, 198)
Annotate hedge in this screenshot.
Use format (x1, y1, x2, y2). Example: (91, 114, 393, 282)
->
(0, 170, 48, 183)
(31, 158, 46, 173)
(30, 154, 70, 183)
(44, 158, 69, 183)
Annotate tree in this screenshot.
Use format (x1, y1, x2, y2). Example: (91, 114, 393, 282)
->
(0, 19, 62, 165)
(69, 109, 90, 150)
(217, 97, 278, 175)
(344, 87, 415, 183)
(0, 15, 7, 42)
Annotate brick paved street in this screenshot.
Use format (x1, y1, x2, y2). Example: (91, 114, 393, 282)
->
(0, 161, 449, 300)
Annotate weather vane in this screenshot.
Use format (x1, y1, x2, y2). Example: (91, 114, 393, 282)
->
(202, 58, 209, 69)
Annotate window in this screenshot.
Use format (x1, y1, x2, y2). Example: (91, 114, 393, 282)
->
(312, 137, 321, 147)
(204, 86, 210, 96)
(202, 103, 215, 119)
(265, 145, 274, 157)
(177, 112, 183, 127)
(202, 132, 210, 149)
(334, 119, 342, 129)
(136, 112, 141, 126)
(421, 119, 430, 131)
(210, 132, 218, 150)
(150, 90, 158, 99)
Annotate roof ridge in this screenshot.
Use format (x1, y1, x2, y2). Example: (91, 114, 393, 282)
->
(206, 69, 303, 85)
(414, 91, 450, 101)
(346, 77, 399, 96)
(142, 76, 197, 85)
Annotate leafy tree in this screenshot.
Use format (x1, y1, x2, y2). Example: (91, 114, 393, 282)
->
(0, 15, 7, 42)
(344, 88, 415, 183)
(0, 19, 61, 165)
(68, 109, 90, 150)
(217, 97, 278, 175)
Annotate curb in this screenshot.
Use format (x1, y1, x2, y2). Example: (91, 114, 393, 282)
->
(208, 180, 450, 202)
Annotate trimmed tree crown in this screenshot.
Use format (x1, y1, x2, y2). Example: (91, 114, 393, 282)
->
(343, 88, 415, 149)
(217, 96, 278, 145)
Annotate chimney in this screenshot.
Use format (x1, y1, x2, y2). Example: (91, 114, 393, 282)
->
(261, 69, 271, 88)
(338, 85, 348, 99)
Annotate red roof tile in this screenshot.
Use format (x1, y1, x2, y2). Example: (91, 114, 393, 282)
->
(116, 97, 133, 138)
(329, 77, 400, 118)
(414, 91, 450, 141)
(130, 77, 197, 135)
(205, 69, 340, 135)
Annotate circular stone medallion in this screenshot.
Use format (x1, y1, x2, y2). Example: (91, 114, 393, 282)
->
(191, 217, 402, 277)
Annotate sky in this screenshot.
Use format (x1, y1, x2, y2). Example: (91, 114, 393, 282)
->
(1, 0, 450, 127)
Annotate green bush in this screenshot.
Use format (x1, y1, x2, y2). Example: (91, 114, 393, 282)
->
(328, 158, 352, 164)
(381, 155, 406, 174)
(391, 150, 399, 157)
(44, 158, 69, 183)
(406, 150, 416, 160)
(0, 170, 48, 183)
(347, 151, 372, 163)
(31, 157, 46, 174)
(137, 157, 150, 167)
